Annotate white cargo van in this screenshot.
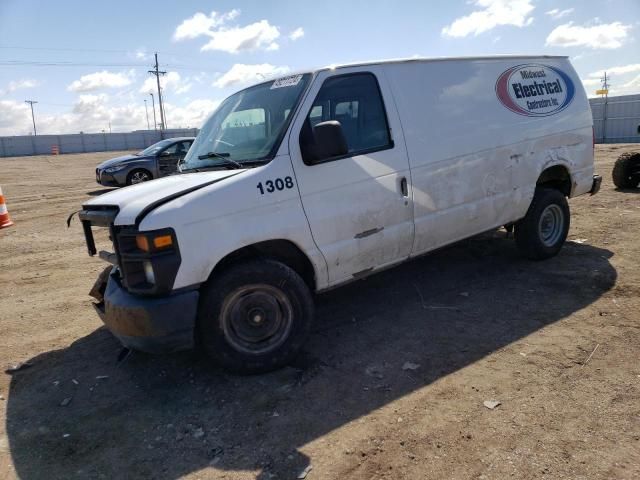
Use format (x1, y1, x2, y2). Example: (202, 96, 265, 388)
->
(79, 56, 601, 373)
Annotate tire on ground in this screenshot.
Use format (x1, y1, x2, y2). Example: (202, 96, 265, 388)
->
(197, 258, 314, 374)
(515, 187, 570, 260)
(612, 152, 640, 189)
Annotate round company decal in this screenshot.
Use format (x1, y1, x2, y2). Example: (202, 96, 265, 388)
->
(495, 63, 575, 117)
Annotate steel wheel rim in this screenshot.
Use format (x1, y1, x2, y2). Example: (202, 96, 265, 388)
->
(220, 284, 293, 355)
(131, 171, 149, 184)
(538, 204, 564, 247)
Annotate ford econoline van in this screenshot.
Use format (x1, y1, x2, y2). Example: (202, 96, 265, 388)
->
(78, 56, 601, 373)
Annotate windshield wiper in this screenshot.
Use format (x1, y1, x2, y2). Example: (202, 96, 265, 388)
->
(195, 152, 243, 169)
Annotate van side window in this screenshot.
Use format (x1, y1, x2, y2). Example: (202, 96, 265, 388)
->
(300, 73, 392, 164)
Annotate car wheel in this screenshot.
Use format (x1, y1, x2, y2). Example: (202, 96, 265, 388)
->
(612, 152, 640, 189)
(514, 187, 570, 260)
(126, 169, 152, 186)
(197, 259, 314, 374)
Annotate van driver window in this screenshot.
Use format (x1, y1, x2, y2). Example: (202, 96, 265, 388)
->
(303, 73, 392, 160)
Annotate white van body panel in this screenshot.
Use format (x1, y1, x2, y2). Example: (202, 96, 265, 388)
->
(382, 57, 592, 255)
(139, 156, 329, 290)
(287, 65, 415, 286)
(84, 55, 595, 295)
(84, 170, 244, 226)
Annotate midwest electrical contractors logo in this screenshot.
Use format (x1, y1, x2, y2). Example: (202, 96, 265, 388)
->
(496, 64, 575, 117)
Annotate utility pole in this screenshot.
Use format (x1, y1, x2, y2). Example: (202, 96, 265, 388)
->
(160, 86, 168, 129)
(108, 121, 112, 134)
(149, 93, 157, 130)
(144, 99, 150, 130)
(25, 100, 38, 136)
(601, 72, 610, 143)
(148, 53, 166, 130)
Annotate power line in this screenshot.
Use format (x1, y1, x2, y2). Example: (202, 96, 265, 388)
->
(0, 60, 147, 67)
(0, 59, 221, 72)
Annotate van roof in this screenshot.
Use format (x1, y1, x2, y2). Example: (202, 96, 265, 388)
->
(303, 54, 569, 75)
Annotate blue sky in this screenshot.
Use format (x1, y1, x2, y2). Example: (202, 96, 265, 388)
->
(0, 0, 639, 135)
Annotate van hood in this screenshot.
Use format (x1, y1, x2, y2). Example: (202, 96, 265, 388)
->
(84, 170, 246, 226)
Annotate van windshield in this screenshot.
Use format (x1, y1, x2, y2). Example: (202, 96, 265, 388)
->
(181, 74, 311, 171)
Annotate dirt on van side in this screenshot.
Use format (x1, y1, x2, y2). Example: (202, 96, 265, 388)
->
(0, 145, 639, 480)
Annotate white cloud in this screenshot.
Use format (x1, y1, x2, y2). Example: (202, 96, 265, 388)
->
(546, 8, 574, 20)
(133, 48, 151, 60)
(165, 99, 221, 129)
(289, 27, 304, 41)
(67, 71, 133, 92)
(213, 64, 290, 89)
(0, 93, 221, 135)
(173, 10, 240, 41)
(441, 0, 534, 38)
(5, 79, 39, 93)
(139, 71, 188, 95)
(0, 100, 32, 134)
(173, 10, 280, 53)
(546, 21, 631, 49)
(0, 79, 40, 96)
(581, 78, 602, 87)
(588, 63, 640, 78)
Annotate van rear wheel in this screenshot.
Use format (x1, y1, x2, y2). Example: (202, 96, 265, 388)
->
(514, 187, 570, 260)
(197, 259, 314, 374)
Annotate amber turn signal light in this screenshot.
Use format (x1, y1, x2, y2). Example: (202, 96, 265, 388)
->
(135, 235, 150, 251)
(153, 235, 173, 249)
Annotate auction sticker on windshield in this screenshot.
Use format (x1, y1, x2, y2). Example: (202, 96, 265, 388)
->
(271, 75, 303, 89)
(495, 64, 575, 117)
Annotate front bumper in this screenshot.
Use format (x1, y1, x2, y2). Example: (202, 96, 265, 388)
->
(96, 169, 123, 187)
(590, 174, 602, 195)
(95, 269, 198, 353)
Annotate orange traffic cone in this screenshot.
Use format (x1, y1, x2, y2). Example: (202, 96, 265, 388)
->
(0, 186, 14, 229)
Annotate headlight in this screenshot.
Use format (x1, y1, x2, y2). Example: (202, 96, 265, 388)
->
(143, 261, 155, 285)
(115, 228, 181, 295)
(105, 164, 127, 173)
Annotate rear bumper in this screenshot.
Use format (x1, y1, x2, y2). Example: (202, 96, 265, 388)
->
(95, 270, 198, 353)
(590, 175, 602, 195)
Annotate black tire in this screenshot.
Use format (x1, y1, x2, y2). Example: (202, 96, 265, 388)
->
(126, 168, 152, 186)
(612, 152, 640, 189)
(515, 188, 570, 260)
(197, 259, 314, 374)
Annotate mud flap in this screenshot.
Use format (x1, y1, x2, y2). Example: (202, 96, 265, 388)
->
(89, 266, 114, 303)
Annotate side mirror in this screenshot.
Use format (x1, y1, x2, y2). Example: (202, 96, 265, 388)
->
(309, 121, 348, 162)
(160, 150, 172, 157)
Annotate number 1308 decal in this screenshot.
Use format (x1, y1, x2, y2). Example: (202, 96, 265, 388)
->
(257, 176, 294, 195)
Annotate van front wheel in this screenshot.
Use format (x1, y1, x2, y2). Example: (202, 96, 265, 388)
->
(515, 188, 570, 260)
(198, 259, 314, 374)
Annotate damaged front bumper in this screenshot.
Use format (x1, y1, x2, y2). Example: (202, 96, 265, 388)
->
(92, 268, 198, 353)
(590, 174, 602, 195)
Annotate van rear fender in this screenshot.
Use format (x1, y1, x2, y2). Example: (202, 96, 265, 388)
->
(536, 164, 572, 196)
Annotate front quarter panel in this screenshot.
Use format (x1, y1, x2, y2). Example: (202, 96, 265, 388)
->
(139, 155, 329, 291)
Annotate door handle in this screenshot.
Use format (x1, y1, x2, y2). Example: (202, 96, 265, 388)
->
(400, 176, 408, 197)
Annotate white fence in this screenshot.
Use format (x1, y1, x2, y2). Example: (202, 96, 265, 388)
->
(590, 93, 640, 144)
(2, 94, 639, 157)
(0, 128, 199, 157)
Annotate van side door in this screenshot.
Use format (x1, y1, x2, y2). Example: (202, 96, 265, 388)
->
(288, 68, 414, 286)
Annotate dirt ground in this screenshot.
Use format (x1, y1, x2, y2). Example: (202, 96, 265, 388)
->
(0, 145, 638, 480)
